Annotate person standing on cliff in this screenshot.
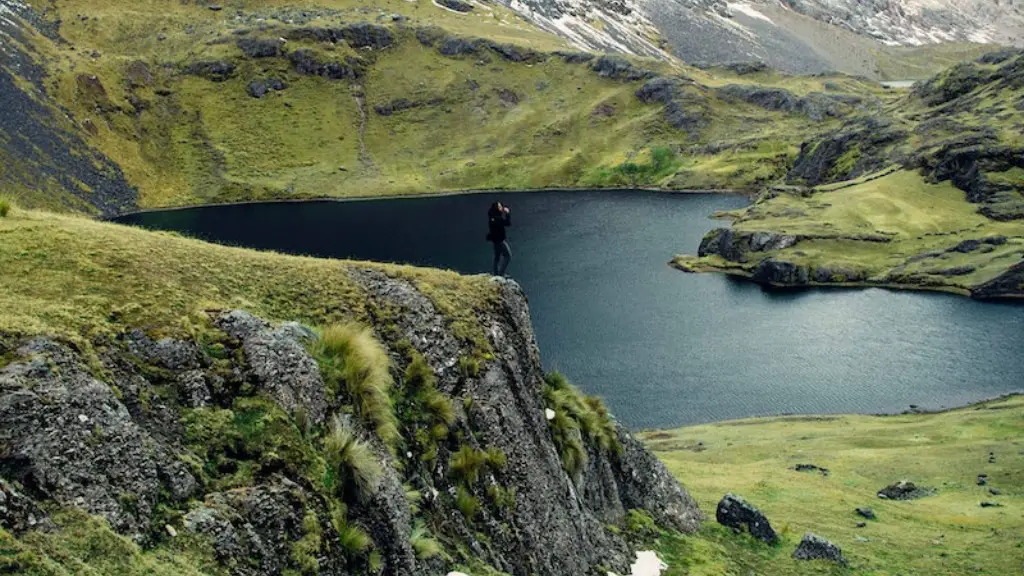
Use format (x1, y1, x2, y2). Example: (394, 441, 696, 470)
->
(487, 201, 512, 276)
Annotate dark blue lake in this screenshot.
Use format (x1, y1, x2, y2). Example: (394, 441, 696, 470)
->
(118, 191, 1024, 429)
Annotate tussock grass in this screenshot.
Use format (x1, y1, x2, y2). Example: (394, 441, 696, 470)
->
(455, 486, 480, 521)
(409, 523, 443, 560)
(0, 196, 11, 218)
(643, 395, 1024, 575)
(543, 372, 620, 477)
(312, 324, 400, 447)
(449, 445, 488, 485)
(323, 416, 383, 504)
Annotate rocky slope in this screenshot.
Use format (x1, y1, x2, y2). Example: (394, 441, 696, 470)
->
(500, 0, 1020, 76)
(0, 233, 702, 575)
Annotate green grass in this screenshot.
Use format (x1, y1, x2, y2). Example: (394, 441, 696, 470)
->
(675, 170, 1024, 292)
(313, 323, 400, 447)
(0, 509, 225, 576)
(323, 416, 384, 503)
(409, 523, 443, 560)
(0, 204, 497, 354)
(450, 445, 489, 486)
(643, 395, 1024, 575)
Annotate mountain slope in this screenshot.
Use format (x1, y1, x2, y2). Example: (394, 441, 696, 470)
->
(675, 49, 1024, 298)
(0, 0, 889, 214)
(499, 0, 1013, 76)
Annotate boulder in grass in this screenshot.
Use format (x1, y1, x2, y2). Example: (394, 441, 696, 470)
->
(715, 494, 778, 544)
(792, 532, 847, 565)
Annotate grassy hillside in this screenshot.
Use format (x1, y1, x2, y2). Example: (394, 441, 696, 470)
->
(0, 0, 889, 214)
(644, 395, 1024, 575)
(0, 201, 495, 351)
(676, 49, 1024, 297)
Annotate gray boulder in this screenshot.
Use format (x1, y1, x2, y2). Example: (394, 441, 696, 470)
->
(793, 532, 846, 564)
(0, 339, 197, 542)
(591, 55, 656, 81)
(246, 78, 286, 98)
(877, 480, 934, 500)
(716, 494, 778, 544)
(215, 310, 328, 426)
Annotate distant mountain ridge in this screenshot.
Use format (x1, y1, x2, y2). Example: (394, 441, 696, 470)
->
(500, 0, 1024, 76)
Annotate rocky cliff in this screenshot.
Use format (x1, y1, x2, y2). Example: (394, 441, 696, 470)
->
(0, 273, 701, 575)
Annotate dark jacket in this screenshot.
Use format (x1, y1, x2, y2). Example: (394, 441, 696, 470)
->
(488, 208, 511, 243)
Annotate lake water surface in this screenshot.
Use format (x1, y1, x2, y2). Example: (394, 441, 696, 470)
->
(119, 191, 1024, 429)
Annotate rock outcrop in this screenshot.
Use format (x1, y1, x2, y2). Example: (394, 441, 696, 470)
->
(792, 532, 846, 564)
(715, 494, 778, 544)
(0, 275, 702, 575)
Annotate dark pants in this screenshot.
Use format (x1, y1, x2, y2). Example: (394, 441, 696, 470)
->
(492, 240, 511, 276)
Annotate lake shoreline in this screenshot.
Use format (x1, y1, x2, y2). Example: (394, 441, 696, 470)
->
(108, 186, 755, 220)
(643, 391, 1024, 433)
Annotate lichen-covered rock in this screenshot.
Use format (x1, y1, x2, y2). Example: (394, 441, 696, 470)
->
(591, 55, 656, 81)
(183, 60, 236, 82)
(792, 532, 846, 564)
(215, 310, 328, 426)
(972, 261, 1024, 299)
(716, 494, 778, 544)
(247, 78, 286, 98)
(788, 117, 907, 185)
(437, 0, 474, 13)
(0, 339, 197, 542)
(340, 23, 394, 49)
(237, 37, 284, 58)
(698, 228, 799, 262)
(290, 50, 364, 80)
(0, 479, 52, 534)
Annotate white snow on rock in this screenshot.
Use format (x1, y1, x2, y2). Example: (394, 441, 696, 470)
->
(607, 551, 668, 576)
(545, 408, 556, 420)
(728, 2, 774, 25)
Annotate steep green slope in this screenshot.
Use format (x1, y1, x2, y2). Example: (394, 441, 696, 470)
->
(0, 0, 887, 214)
(677, 50, 1024, 298)
(644, 395, 1024, 575)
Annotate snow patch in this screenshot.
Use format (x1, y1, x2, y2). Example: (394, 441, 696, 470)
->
(728, 3, 774, 25)
(608, 551, 669, 576)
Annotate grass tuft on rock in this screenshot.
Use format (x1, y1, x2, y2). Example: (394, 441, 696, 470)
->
(409, 523, 443, 560)
(543, 371, 620, 477)
(313, 324, 400, 448)
(323, 416, 383, 504)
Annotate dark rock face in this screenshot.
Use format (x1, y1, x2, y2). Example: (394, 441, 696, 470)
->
(0, 339, 197, 542)
(751, 258, 810, 286)
(716, 494, 778, 544)
(0, 273, 702, 575)
(636, 77, 709, 135)
(591, 55, 656, 81)
(722, 61, 768, 75)
(788, 117, 907, 185)
(913, 141, 1024, 220)
(237, 37, 284, 58)
(972, 261, 1024, 299)
(554, 50, 595, 64)
(183, 60, 237, 82)
(877, 481, 934, 500)
(285, 23, 393, 49)
(792, 532, 846, 564)
(717, 85, 858, 121)
(913, 62, 993, 106)
(698, 228, 800, 262)
(438, 0, 474, 12)
(290, 50, 365, 80)
(247, 78, 287, 98)
(415, 26, 446, 47)
(341, 23, 394, 49)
